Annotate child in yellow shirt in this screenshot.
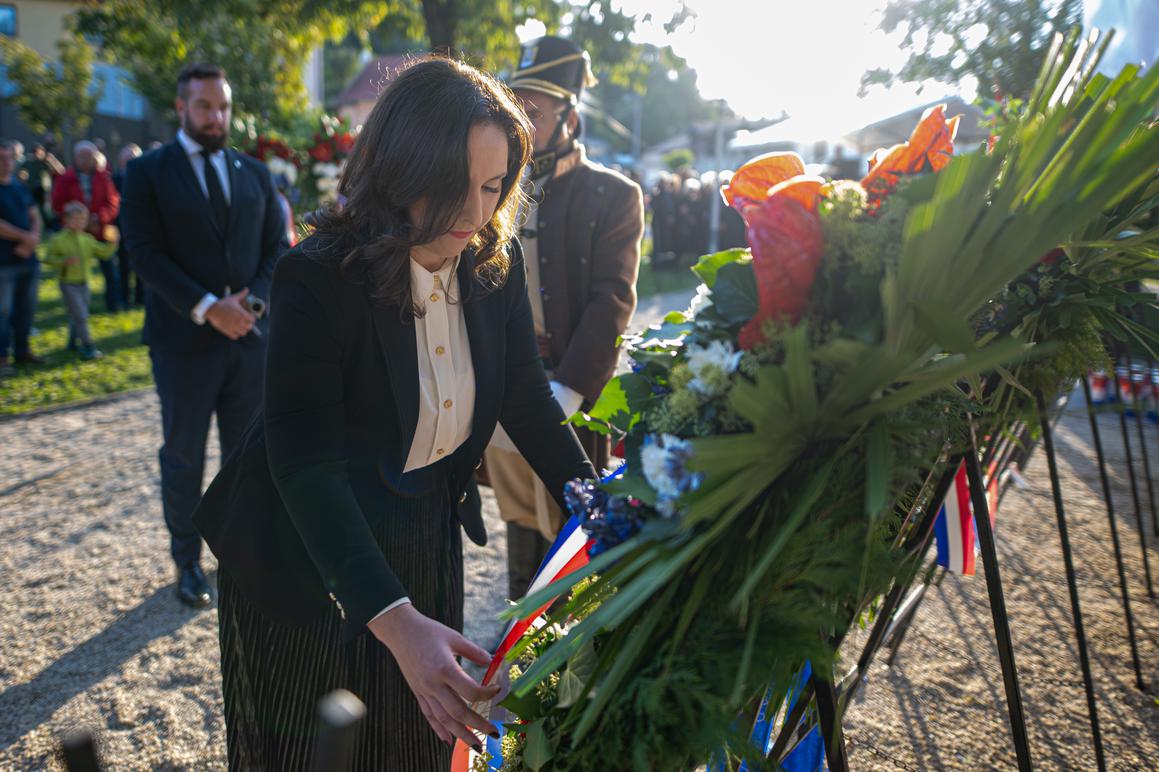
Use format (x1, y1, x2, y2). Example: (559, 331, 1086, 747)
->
(40, 201, 118, 359)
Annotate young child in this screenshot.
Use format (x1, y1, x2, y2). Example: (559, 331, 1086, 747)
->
(40, 200, 118, 359)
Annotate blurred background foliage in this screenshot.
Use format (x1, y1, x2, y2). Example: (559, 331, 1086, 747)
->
(71, 0, 723, 150)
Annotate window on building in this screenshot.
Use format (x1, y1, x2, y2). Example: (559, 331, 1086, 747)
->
(0, 5, 16, 37)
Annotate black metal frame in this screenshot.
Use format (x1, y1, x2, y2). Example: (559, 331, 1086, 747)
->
(1082, 376, 1146, 691)
(1034, 391, 1106, 770)
(965, 442, 1035, 772)
(1123, 352, 1159, 538)
(1112, 357, 1156, 598)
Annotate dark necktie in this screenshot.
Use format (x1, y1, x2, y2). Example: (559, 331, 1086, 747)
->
(200, 149, 229, 232)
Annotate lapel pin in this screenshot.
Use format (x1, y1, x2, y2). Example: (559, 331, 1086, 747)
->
(234, 159, 241, 168)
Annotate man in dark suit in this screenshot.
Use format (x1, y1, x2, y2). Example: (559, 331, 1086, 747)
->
(122, 63, 288, 608)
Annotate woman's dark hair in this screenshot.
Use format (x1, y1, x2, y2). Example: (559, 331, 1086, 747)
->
(310, 56, 532, 314)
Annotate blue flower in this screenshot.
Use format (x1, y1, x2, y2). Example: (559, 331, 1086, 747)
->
(565, 478, 648, 556)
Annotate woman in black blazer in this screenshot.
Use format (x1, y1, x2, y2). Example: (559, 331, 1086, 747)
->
(194, 58, 595, 770)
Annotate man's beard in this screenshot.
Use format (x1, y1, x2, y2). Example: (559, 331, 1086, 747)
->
(184, 116, 227, 152)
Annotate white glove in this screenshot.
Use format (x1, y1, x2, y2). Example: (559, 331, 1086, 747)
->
(549, 380, 583, 417)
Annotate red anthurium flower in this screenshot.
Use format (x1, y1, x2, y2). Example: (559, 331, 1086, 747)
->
(738, 188, 824, 349)
(861, 105, 959, 211)
(766, 175, 825, 214)
(335, 132, 356, 154)
(721, 152, 805, 212)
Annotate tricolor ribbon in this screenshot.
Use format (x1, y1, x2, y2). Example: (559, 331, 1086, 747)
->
(451, 515, 595, 771)
(933, 460, 977, 575)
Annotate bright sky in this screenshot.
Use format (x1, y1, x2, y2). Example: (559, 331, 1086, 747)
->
(623, 0, 977, 130)
(524, 1, 977, 132)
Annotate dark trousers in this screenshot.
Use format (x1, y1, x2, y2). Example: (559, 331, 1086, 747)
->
(98, 253, 122, 312)
(117, 246, 143, 307)
(506, 521, 552, 601)
(0, 260, 39, 359)
(151, 343, 265, 567)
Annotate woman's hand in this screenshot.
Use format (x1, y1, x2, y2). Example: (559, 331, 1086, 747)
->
(368, 602, 501, 748)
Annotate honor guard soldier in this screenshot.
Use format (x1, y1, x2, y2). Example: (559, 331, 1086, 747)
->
(485, 35, 644, 599)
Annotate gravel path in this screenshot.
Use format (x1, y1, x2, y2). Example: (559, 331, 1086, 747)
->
(2, 287, 1155, 770)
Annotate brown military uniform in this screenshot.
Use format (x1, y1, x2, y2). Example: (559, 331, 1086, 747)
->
(484, 145, 643, 596)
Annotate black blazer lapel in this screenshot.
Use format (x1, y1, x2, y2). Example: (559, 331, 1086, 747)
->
(459, 255, 499, 456)
(168, 141, 225, 241)
(370, 301, 420, 466)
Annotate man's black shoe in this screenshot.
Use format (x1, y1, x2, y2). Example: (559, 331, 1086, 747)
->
(15, 353, 46, 365)
(176, 563, 212, 608)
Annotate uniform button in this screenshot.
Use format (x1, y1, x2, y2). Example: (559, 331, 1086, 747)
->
(435, 346, 446, 355)
(430, 293, 439, 302)
(545, 332, 553, 339)
(543, 293, 551, 302)
(436, 448, 445, 456)
(540, 256, 547, 264)
(459, 491, 468, 503)
(444, 399, 453, 408)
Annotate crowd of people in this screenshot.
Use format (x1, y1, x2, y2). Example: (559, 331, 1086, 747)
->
(0, 134, 158, 370)
(648, 169, 748, 267)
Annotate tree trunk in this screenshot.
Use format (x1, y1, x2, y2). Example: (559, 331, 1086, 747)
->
(421, 0, 459, 54)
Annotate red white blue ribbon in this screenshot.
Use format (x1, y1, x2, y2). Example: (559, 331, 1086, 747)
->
(452, 515, 594, 771)
(933, 460, 976, 575)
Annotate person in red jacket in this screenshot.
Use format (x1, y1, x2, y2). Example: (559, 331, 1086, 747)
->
(52, 140, 122, 311)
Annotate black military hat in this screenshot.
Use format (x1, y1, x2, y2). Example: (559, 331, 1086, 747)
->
(509, 35, 598, 106)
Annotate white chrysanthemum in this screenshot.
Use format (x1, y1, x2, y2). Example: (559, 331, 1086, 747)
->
(641, 433, 684, 499)
(685, 340, 741, 396)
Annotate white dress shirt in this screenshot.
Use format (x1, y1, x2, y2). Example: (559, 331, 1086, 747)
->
(176, 129, 234, 325)
(373, 255, 477, 623)
(402, 255, 476, 472)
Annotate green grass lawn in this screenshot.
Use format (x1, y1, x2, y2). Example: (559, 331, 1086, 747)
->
(0, 268, 152, 416)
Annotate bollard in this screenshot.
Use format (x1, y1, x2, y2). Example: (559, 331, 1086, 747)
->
(61, 729, 103, 772)
(311, 689, 367, 772)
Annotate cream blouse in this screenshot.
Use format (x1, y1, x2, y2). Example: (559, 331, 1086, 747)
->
(401, 255, 476, 473)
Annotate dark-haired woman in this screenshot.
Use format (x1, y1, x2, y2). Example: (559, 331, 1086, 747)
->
(194, 57, 595, 770)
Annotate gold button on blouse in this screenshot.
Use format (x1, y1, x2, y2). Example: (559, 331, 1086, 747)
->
(443, 399, 453, 408)
(436, 448, 445, 456)
(435, 346, 446, 355)
(429, 293, 440, 302)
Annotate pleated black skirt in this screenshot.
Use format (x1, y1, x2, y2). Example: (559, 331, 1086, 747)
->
(217, 482, 463, 771)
